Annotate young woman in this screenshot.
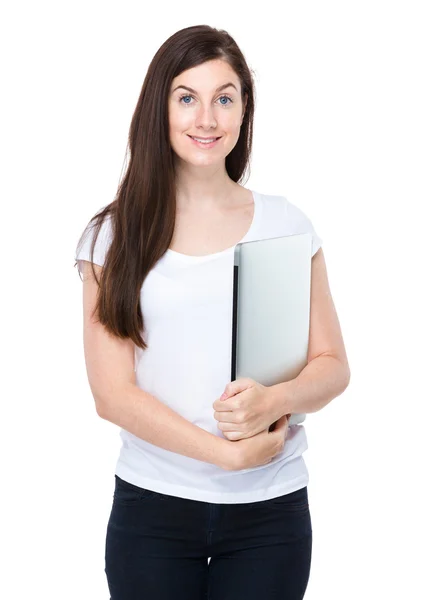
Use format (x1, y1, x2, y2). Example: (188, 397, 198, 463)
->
(75, 24, 350, 600)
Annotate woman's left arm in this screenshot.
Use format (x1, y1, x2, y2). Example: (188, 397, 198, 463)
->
(269, 247, 351, 416)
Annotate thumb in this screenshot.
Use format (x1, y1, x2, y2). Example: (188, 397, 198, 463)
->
(272, 414, 289, 434)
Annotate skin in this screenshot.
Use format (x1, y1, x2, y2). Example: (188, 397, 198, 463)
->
(87, 58, 349, 472)
(168, 58, 248, 212)
(167, 60, 280, 450)
(167, 60, 350, 455)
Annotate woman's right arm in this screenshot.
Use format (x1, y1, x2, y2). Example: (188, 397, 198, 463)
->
(101, 382, 235, 470)
(80, 261, 235, 471)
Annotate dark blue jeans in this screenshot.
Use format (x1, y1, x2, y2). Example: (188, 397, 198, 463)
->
(105, 475, 312, 600)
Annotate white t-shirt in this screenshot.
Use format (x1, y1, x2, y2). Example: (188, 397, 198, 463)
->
(75, 189, 322, 503)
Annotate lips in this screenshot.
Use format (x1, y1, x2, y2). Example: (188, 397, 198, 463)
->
(188, 135, 222, 140)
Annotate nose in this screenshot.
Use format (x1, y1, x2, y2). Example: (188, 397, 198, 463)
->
(195, 106, 217, 131)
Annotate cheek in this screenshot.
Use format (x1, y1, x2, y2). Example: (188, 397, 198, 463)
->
(222, 115, 243, 135)
(169, 108, 192, 131)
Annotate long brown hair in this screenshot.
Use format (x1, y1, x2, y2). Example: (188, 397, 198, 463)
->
(75, 24, 256, 349)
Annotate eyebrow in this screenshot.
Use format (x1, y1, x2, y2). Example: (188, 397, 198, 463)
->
(172, 82, 238, 94)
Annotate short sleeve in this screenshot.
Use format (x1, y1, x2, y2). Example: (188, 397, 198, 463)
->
(75, 213, 113, 276)
(283, 198, 323, 257)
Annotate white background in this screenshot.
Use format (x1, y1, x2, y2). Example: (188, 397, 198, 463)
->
(2, 1, 435, 598)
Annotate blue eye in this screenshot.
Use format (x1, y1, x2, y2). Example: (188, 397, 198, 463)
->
(219, 96, 232, 105)
(179, 94, 233, 106)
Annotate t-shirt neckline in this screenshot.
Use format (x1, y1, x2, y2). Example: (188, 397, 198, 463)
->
(165, 189, 261, 262)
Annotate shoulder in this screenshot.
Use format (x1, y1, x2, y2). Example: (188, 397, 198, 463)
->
(75, 208, 114, 273)
(262, 193, 323, 257)
(259, 191, 315, 227)
(281, 196, 316, 228)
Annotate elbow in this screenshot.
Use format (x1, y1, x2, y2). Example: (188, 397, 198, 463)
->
(95, 401, 108, 420)
(95, 396, 109, 420)
(326, 353, 351, 390)
(331, 357, 351, 392)
(342, 367, 351, 391)
(92, 388, 112, 420)
(335, 354, 351, 389)
(93, 382, 129, 421)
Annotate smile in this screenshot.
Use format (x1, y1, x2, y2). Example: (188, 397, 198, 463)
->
(188, 135, 222, 148)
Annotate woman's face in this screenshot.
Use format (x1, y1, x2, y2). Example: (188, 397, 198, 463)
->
(168, 59, 247, 167)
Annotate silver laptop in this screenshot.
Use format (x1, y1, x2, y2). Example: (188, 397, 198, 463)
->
(231, 233, 313, 426)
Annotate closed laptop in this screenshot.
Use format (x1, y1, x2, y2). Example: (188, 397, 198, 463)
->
(231, 233, 313, 426)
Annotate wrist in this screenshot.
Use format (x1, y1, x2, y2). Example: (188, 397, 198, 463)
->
(267, 384, 289, 421)
(215, 436, 240, 471)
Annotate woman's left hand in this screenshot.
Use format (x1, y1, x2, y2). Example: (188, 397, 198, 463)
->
(212, 377, 287, 441)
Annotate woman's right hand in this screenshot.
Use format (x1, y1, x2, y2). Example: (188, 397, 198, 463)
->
(224, 414, 290, 471)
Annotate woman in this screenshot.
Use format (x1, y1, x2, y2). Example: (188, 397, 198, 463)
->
(75, 24, 350, 600)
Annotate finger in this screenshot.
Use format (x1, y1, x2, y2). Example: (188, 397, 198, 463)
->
(221, 377, 254, 400)
(217, 420, 243, 432)
(213, 399, 237, 412)
(213, 410, 236, 423)
(224, 430, 244, 441)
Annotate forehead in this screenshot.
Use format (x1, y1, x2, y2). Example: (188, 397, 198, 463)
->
(171, 60, 240, 92)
